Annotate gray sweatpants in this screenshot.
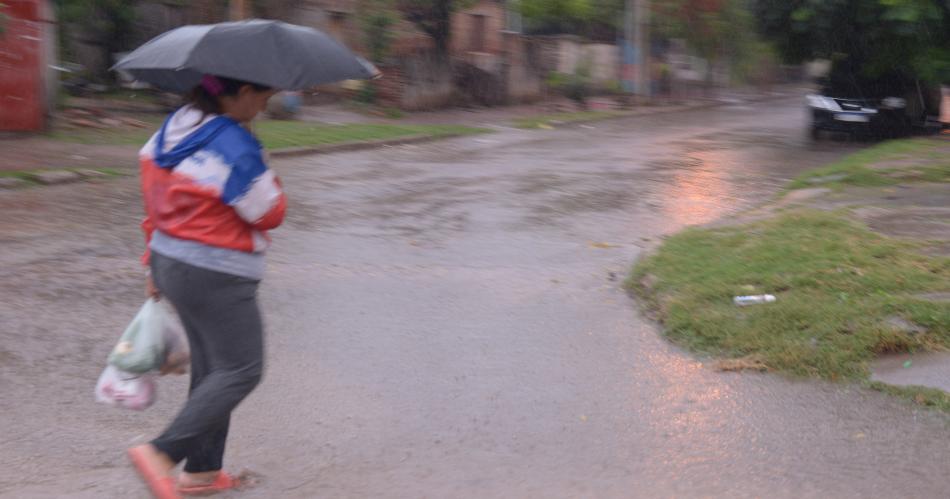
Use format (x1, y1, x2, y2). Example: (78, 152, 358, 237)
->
(150, 251, 264, 473)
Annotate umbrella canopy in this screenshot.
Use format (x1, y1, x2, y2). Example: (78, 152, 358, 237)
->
(112, 19, 379, 93)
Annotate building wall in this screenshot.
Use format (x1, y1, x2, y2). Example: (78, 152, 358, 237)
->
(376, 52, 454, 110)
(502, 32, 543, 103)
(290, 0, 362, 52)
(0, 0, 55, 131)
(531, 35, 620, 86)
(585, 44, 619, 83)
(41, 0, 57, 115)
(450, 0, 505, 55)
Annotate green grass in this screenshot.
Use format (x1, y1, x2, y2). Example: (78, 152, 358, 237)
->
(0, 170, 39, 181)
(789, 138, 949, 190)
(0, 167, 126, 186)
(97, 89, 164, 104)
(869, 381, 950, 412)
(345, 101, 407, 119)
(514, 110, 626, 129)
(47, 116, 163, 145)
(253, 122, 488, 150)
(47, 119, 488, 149)
(629, 210, 950, 381)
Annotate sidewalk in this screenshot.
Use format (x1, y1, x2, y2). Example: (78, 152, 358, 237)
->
(0, 84, 808, 175)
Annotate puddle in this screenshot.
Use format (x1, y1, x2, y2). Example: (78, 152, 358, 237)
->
(871, 352, 950, 393)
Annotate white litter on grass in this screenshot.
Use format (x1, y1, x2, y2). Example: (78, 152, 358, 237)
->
(733, 294, 777, 306)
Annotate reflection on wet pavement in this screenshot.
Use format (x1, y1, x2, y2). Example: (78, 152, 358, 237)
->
(660, 149, 737, 226)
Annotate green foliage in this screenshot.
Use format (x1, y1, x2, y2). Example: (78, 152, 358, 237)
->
(397, 0, 473, 55)
(520, 0, 773, 83)
(654, 0, 759, 64)
(359, 0, 396, 64)
(649, 0, 777, 85)
(731, 39, 779, 85)
(356, 80, 378, 104)
(546, 59, 593, 107)
(752, 0, 950, 84)
(517, 0, 624, 41)
(54, 0, 140, 82)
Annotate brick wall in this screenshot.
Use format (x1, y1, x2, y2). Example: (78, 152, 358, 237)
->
(374, 52, 454, 110)
(450, 0, 505, 55)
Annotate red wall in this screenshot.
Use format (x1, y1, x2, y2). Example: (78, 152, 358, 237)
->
(0, 1, 46, 131)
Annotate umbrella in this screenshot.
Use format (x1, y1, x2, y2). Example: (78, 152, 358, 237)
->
(112, 19, 379, 93)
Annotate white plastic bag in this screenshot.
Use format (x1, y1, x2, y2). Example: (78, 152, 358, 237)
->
(108, 299, 188, 374)
(95, 365, 156, 411)
(160, 301, 189, 375)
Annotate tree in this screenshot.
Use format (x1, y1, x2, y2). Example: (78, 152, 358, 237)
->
(396, 0, 470, 57)
(519, 0, 760, 60)
(653, 0, 756, 66)
(251, 0, 293, 20)
(0, 3, 8, 36)
(359, 0, 397, 64)
(517, 0, 624, 42)
(751, 0, 950, 85)
(54, 0, 140, 82)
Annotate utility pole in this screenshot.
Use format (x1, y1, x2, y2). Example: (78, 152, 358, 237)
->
(230, 0, 249, 21)
(622, 0, 634, 94)
(635, 0, 650, 100)
(622, 0, 650, 100)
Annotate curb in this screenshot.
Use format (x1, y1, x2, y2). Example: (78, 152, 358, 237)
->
(0, 169, 120, 191)
(0, 134, 470, 191)
(535, 90, 805, 129)
(269, 133, 469, 158)
(2, 92, 803, 191)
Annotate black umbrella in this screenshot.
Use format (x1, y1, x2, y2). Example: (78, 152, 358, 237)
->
(112, 19, 379, 93)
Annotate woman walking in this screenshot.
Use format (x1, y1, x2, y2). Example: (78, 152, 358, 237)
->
(128, 74, 284, 498)
(111, 19, 377, 498)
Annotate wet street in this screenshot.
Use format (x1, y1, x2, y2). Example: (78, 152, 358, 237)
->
(2, 98, 949, 498)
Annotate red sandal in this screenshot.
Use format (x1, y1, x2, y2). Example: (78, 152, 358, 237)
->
(178, 472, 241, 496)
(127, 445, 181, 499)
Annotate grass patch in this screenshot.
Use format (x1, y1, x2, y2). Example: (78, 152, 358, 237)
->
(0, 170, 40, 181)
(97, 89, 164, 104)
(47, 116, 162, 145)
(345, 101, 407, 119)
(789, 138, 947, 190)
(0, 167, 127, 185)
(630, 210, 950, 380)
(91, 167, 127, 177)
(47, 118, 487, 149)
(869, 381, 950, 412)
(514, 110, 625, 129)
(253, 122, 487, 150)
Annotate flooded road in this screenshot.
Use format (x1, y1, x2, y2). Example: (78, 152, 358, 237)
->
(2, 99, 948, 498)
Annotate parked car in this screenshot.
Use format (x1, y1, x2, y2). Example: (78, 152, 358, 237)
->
(807, 93, 911, 139)
(807, 69, 941, 140)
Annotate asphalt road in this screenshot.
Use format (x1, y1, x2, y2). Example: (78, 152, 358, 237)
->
(2, 98, 949, 498)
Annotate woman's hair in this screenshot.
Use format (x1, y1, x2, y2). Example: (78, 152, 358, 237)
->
(186, 75, 272, 116)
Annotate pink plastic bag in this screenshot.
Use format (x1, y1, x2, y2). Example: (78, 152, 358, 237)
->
(94, 365, 156, 411)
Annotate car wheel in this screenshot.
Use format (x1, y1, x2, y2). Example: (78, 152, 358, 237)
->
(809, 126, 821, 141)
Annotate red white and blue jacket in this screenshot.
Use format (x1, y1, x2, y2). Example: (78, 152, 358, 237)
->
(140, 106, 286, 272)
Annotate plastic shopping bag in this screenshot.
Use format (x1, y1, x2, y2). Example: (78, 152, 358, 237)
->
(108, 298, 188, 374)
(160, 303, 190, 375)
(95, 365, 156, 411)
